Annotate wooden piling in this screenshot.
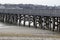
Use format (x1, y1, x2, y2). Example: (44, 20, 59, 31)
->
(53, 17, 55, 31)
(46, 16, 50, 29)
(19, 14, 21, 26)
(58, 17, 60, 32)
(57, 17, 58, 31)
(49, 17, 52, 30)
(33, 16, 37, 28)
(29, 15, 30, 27)
(24, 15, 25, 26)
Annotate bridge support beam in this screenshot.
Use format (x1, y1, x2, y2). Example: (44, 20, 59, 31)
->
(23, 15, 25, 26)
(49, 17, 52, 30)
(52, 17, 55, 31)
(33, 16, 37, 28)
(58, 17, 60, 32)
(19, 14, 21, 26)
(39, 16, 42, 29)
(45, 17, 50, 30)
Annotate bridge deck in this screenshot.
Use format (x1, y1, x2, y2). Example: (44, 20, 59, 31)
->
(0, 9, 60, 17)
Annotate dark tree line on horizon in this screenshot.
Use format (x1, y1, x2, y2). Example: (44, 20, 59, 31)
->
(0, 4, 60, 10)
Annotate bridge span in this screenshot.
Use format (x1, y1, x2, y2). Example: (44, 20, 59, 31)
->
(0, 7, 60, 32)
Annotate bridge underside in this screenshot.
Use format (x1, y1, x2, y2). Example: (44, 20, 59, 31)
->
(0, 13, 60, 32)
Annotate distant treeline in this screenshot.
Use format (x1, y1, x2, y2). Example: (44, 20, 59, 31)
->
(0, 4, 60, 10)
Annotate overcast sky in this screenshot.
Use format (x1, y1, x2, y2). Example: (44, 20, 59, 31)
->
(0, 0, 60, 6)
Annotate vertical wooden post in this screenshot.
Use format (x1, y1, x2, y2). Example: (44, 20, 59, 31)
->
(39, 16, 42, 29)
(2, 14, 4, 22)
(33, 16, 37, 28)
(5, 14, 7, 22)
(57, 17, 58, 31)
(43, 17, 46, 29)
(42, 17, 44, 29)
(59, 24, 60, 32)
(7, 14, 9, 23)
(16, 14, 18, 25)
(58, 17, 60, 32)
(24, 15, 25, 26)
(10, 14, 12, 23)
(33, 16, 35, 27)
(12, 14, 14, 24)
(13, 14, 18, 25)
(49, 17, 51, 30)
(13, 14, 15, 24)
(19, 14, 21, 26)
(29, 15, 30, 27)
(41, 17, 43, 29)
(53, 17, 55, 31)
(11, 14, 14, 24)
(35, 16, 37, 28)
(46, 17, 50, 29)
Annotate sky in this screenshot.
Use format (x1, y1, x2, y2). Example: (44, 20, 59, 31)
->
(0, 0, 60, 6)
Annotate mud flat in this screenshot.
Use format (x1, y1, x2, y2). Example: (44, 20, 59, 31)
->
(0, 22, 60, 40)
(0, 37, 60, 40)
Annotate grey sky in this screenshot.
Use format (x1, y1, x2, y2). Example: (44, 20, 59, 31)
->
(0, 0, 60, 6)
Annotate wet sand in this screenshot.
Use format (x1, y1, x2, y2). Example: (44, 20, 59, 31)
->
(0, 22, 60, 40)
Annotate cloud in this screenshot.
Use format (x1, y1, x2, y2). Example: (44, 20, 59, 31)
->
(0, 0, 60, 6)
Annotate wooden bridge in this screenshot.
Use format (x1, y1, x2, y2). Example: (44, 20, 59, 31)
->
(0, 7, 60, 32)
